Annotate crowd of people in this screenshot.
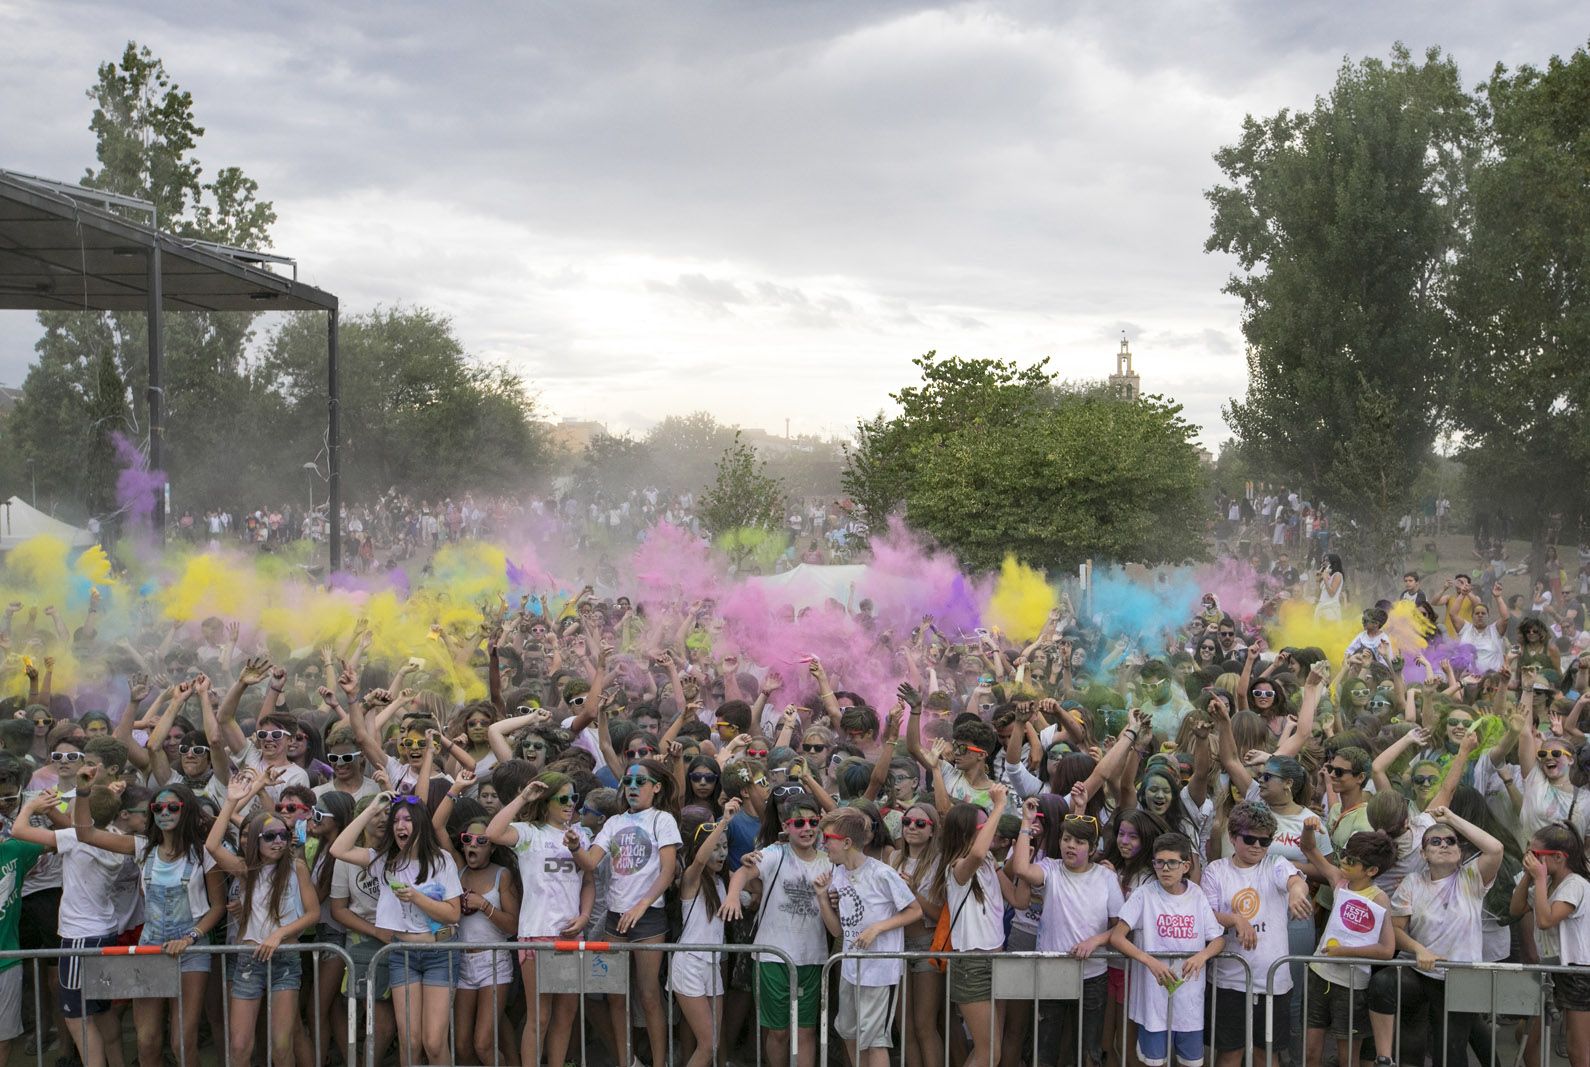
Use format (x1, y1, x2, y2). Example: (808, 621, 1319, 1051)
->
(0, 531, 1587, 1067)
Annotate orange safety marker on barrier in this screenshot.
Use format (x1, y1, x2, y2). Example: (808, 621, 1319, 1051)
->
(97, 945, 164, 956)
(551, 940, 611, 952)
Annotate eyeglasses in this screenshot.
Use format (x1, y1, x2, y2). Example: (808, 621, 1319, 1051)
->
(327, 752, 360, 765)
(1367, 698, 1392, 710)
(389, 794, 422, 806)
(952, 742, 987, 756)
(257, 830, 289, 844)
(621, 776, 656, 788)
(256, 729, 288, 742)
(627, 746, 657, 758)
(465, 721, 491, 731)
(1047, 746, 1072, 760)
(151, 801, 184, 815)
(1219, 630, 1235, 638)
(800, 743, 828, 754)
(771, 784, 805, 800)
(459, 832, 491, 846)
(1539, 749, 1572, 761)
(275, 803, 308, 815)
(1411, 774, 1438, 786)
(1251, 689, 1276, 699)
(1424, 835, 1459, 848)
(179, 744, 211, 756)
(903, 816, 934, 829)
(1324, 765, 1355, 777)
(785, 817, 819, 830)
(567, 695, 587, 706)
(1257, 772, 1281, 784)
(693, 821, 718, 842)
(1152, 858, 1187, 871)
(520, 740, 548, 753)
(1063, 813, 1099, 829)
(311, 807, 333, 822)
(1529, 848, 1566, 859)
(552, 792, 578, 806)
(715, 722, 736, 731)
(749, 776, 769, 788)
(687, 771, 719, 784)
(1235, 832, 1273, 848)
(1446, 719, 1472, 729)
(398, 738, 429, 751)
(746, 748, 769, 758)
(822, 832, 848, 842)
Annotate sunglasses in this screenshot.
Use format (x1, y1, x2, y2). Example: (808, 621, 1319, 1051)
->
(1529, 848, 1566, 859)
(256, 729, 289, 742)
(151, 801, 184, 815)
(1539, 749, 1572, 761)
(1411, 774, 1438, 786)
(398, 738, 429, 750)
(687, 771, 719, 784)
(257, 830, 289, 844)
(1424, 835, 1460, 848)
(1235, 832, 1273, 848)
(1047, 746, 1072, 760)
(745, 747, 769, 758)
(1152, 858, 1187, 871)
(1219, 630, 1235, 638)
(1257, 771, 1281, 784)
(627, 746, 657, 758)
(1446, 719, 1472, 729)
(621, 776, 657, 788)
(785, 817, 820, 830)
(952, 742, 988, 756)
(1325, 765, 1356, 777)
(693, 821, 718, 842)
(311, 807, 333, 822)
(275, 803, 308, 815)
(800, 743, 829, 754)
(179, 744, 211, 756)
(389, 794, 423, 806)
(552, 792, 578, 806)
(1063, 813, 1099, 829)
(1367, 698, 1392, 710)
(822, 832, 848, 842)
(327, 752, 360, 765)
(50, 751, 84, 764)
(520, 740, 548, 753)
(458, 832, 491, 846)
(771, 784, 805, 800)
(465, 721, 491, 731)
(567, 695, 587, 706)
(903, 816, 934, 829)
(1252, 689, 1276, 699)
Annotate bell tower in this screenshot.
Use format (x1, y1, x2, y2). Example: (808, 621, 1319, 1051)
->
(1109, 332, 1141, 401)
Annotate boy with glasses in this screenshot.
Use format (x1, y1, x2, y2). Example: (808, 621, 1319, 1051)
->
(217, 659, 310, 802)
(1110, 832, 1226, 1067)
(1201, 802, 1312, 1067)
(313, 724, 379, 802)
(1323, 748, 1373, 851)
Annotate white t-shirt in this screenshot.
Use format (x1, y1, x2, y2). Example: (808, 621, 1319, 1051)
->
(1458, 622, 1506, 672)
(1201, 855, 1300, 994)
(513, 822, 589, 937)
(751, 844, 833, 965)
(1118, 879, 1224, 1032)
(1550, 873, 1590, 966)
(593, 809, 681, 914)
(945, 857, 1003, 951)
(55, 829, 127, 939)
(382, 755, 451, 797)
(330, 858, 382, 931)
(1519, 767, 1590, 844)
(830, 858, 917, 986)
(1036, 860, 1123, 980)
(1234, 784, 1332, 866)
(314, 777, 380, 803)
(369, 852, 463, 934)
(237, 745, 311, 800)
(1389, 860, 1493, 979)
(1177, 787, 1216, 855)
(1373, 814, 1434, 897)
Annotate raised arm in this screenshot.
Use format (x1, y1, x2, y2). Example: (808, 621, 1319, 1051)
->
(218, 657, 273, 754)
(1208, 693, 1255, 795)
(1277, 662, 1327, 758)
(951, 784, 1008, 885)
(1429, 802, 1504, 884)
(1372, 728, 1425, 795)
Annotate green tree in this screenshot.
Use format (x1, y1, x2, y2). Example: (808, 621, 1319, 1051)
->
(574, 433, 652, 498)
(699, 432, 785, 567)
(1207, 45, 1476, 574)
(844, 354, 1207, 571)
(644, 412, 738, 494)
(259, 306, 551, 499)
(1448, 44, 1590, 553)
(10, 42, 279, 518)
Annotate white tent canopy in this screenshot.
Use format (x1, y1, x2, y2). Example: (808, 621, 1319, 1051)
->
(0, 497, 95, 551)
(745, 563, 869, 612)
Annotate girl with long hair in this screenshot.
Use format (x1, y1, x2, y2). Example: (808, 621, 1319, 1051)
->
(331, 791, 464, 1066)
(70, 783, 225, 1067)
(308, 790, 357, 1067)
(681, 753, 724, 815)
(568, 757, 680, 1067)
(436, 784, 520, 1067)
(486, 769, 592, 1067)
(928, 787, 1010, 1067)
(1518, 823, 1590, 1067)
(890, 800, 945, 1067)
(673, 802, 737, 1067)
(205, 771, 321, 1067)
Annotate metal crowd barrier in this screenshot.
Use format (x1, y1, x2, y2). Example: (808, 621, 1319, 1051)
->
(1270, 953, 1578, 1067)
(362, 937, 800, 1067)
(0, 942, 356, 1067)
(817, 948, 1256, 1067)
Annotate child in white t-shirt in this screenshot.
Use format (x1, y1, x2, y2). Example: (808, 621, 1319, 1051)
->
(815, 807, 922, 1067)
(1201, 802, 1311, 1067)
(1110, 832, 1226, 1067)
(1520, 823, 1590, 1065)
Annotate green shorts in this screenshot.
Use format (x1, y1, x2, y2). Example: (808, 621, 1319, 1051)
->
(754, 962, 822, 1030)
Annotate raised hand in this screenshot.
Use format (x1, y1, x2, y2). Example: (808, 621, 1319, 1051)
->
(238, 657, 272, 686)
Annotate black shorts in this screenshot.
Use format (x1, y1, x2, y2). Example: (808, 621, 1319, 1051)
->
(19, 889, 61, 952)
(1304, 970, 1369, 1040)
(605, 907, 668, 942)
(1556, 970, 1590, 1014)
(1212, 986, 1291, 1052)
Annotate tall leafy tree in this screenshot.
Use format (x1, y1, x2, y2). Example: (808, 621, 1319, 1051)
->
(1448, 44, 1590, 552)
(844, 354, 1206, 572)
(10, 42, 277, 517)
(699, 431, 785, 538)
(1207, 45, 1476, 573)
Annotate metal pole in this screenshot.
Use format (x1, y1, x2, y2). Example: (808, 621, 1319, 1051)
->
(147, 241, 165, 534)
(327, 306, 342, 575)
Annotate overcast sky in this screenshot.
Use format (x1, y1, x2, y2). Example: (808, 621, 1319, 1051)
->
(1, 1, 1582, 448)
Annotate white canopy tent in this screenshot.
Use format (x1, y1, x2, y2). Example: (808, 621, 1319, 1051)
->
(745, 563, 869, 612)
(0, 497, 95, 551)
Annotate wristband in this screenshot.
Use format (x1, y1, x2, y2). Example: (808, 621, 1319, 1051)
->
(269, 685, 285, 694)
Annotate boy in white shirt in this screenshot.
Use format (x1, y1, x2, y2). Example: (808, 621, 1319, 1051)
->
(814, 808, 922, 1067)
(1110, 832, 1226, 1067)
(1201, 802, 1312, 1067)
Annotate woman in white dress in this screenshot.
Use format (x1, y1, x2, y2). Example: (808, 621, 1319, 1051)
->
(1315, 554, 1346, 623)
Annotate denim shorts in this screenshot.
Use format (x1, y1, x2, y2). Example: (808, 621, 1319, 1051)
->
(387, 943, 459, 988)
(346, 935, 393, 1001)
(140, 919, 212, 975)
(228, 952, 302, 1000)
